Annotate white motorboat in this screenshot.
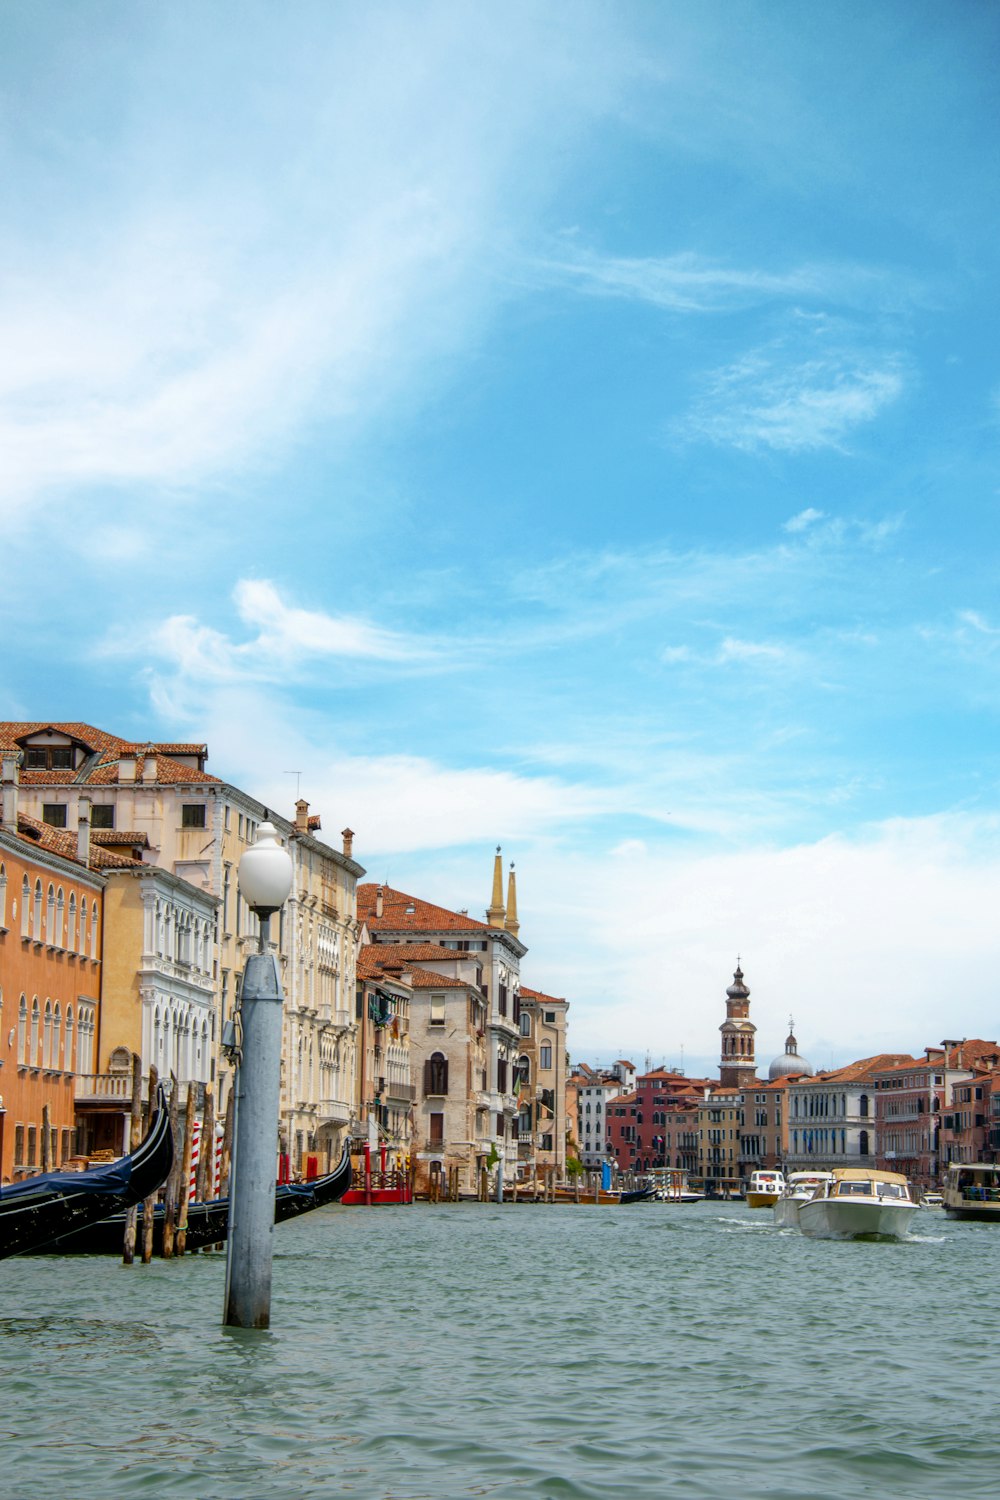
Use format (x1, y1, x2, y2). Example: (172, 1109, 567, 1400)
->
(797, 1167, 917, 1241)
(649, 1169, 703, 1203)
(746, 1169, 786, 1209)
(773, 1171, 834, 1229)
(943, 1163, 1000, 1222)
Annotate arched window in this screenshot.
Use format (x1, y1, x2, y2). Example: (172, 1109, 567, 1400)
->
(859, 1129, 870, 1158)
(520, 1011, 531, 1037)
(65, 1006, 74, 1072)
(79, 898, 88, 955)
(30, 998, 40, 1065)
(0, 861, 6, 928)
(90, 899, 99, 959)
(46, 884, 55, 943)
(55, 888, 65, 947)
(424, 1052, 449, 1096)
(53, 1003, 62, 1070)
(859, 1094, 870, 1119)
(33, 880, 43, 941)
(43, 1000, 52, 1068)
(18, 995, 27, 1063)
(67, 892, 77, 952)
(21, 876, 31, 938)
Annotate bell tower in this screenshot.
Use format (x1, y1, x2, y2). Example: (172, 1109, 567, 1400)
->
(719, 961, 757, 1088)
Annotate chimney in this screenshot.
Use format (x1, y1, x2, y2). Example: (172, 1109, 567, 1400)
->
(1, 750, 20, 831)
(141, 748, 157, 782)
(295, 798, 310, 834)
(342, 828, 354, 858)
(118, 754, 136, 784)
(77, 797, 91, 866)
(375, 886, 383, 919)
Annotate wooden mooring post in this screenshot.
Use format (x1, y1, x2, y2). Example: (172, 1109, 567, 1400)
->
(122, 1053, 143, 1265)
(140, 1064, 159, 1263)
(161, 1076, 182, 1259)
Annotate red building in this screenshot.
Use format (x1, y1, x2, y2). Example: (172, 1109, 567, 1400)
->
(605, 1067, 709, 1172)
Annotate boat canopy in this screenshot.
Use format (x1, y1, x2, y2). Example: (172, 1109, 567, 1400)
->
(831, 1167, 908, 1185)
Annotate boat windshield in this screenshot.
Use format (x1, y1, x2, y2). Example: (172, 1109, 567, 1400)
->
(835, 1181, 874, 1196)
(875, 1182, 908, 1199)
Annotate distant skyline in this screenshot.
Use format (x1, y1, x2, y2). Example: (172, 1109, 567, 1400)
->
(3, 3, 1000, 1068)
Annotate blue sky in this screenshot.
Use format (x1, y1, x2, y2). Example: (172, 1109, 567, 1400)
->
(3, 2, 1000, 1075)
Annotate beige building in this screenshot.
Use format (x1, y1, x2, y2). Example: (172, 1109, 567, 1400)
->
(2, 723, 364, 1174)
(517, 985, 569, 1179)
(358, 851, 527, 1190)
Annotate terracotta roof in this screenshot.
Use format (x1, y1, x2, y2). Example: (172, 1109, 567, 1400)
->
(794, 1053, 917, 1085)
(362, 941, 469, 967)
(90, 830, 151, 848)
(519, 985, 567, 1006)
(358, 882, 490, 933)
(0, 722, 218, 787)
(357, 949, 469, 990)
(12, 813, 143, 872)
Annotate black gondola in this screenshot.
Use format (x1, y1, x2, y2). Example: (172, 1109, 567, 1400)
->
(33, 1141, 352, 1255)
(0, 1083, 174, 1260)
(619, 1186, 656, 1204)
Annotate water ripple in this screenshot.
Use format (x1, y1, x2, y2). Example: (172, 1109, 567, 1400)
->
(2, 1201, 999, 1497)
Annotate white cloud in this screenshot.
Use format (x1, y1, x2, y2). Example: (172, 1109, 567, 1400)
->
(541, 248, 903, 316)
(680, 347, 905, 453)
(717, 637, 790, 664)
(107, 577, 434, 685)
(0, 6, 631, 522)
(521, 813, 1000, 1066)
(784, 507, 825, 533)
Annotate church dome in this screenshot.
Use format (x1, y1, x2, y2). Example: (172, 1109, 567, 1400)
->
(768, 1020, 813, 1080)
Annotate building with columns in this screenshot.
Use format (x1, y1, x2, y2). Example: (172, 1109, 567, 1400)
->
(1, 723, 365, 1174)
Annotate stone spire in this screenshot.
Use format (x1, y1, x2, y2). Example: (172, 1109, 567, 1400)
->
(504, 862, 520, 938)
(486, 845, 506, 928)
(719, 960, 757, 1088)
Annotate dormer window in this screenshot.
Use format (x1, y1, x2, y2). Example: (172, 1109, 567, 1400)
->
(25, 745, 74, 770)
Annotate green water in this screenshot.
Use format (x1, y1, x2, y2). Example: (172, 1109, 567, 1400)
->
(1, 1200, 996, 1499)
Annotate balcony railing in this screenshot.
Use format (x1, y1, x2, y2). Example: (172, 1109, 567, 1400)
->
(318, 1098, 351, 1125)
(74, 1074, 207, 1107)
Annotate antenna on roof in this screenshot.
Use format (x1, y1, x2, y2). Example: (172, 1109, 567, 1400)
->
(284, 770, 302, 799)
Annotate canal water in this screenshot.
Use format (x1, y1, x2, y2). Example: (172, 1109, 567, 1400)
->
(2, 1198, 998, 1499)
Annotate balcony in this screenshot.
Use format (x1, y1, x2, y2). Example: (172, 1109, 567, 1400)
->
(75, 1074, 207, 1108)
(383, 1081, 415, 1103)
(319, 1097, 351, 1125)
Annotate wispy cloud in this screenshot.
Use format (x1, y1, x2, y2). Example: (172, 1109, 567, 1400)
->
(677, 344, 906, 453)
(784, 507, 825, 533)
(104, 578, 436, 685)
(0, 6, 632, 523)
(539, 247, 911, 316)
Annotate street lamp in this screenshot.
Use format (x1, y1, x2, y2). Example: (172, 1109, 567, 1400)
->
(223, 820, 293, 1330)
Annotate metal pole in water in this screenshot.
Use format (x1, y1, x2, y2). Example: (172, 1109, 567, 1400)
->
(223, 821, 292, 1331)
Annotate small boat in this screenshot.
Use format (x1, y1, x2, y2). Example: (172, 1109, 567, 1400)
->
(0, 1085, 173, 1260)
(32, 1143, 352, 1255)
(797, 1167, 917, 1241)
(920, 1191, 944, 1209)
(651, 1170, 703, 1202)
(619, 1185, 656, 1204)
(773, 1171, 834, 1229)
(943, 1163, 1000, 1221)
(746, 1169, 786, 1209)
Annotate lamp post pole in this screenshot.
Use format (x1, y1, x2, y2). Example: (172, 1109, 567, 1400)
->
(223, 821, 293, 1330)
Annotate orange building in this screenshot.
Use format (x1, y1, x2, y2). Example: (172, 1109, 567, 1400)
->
(0, 804, 104, 1180)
